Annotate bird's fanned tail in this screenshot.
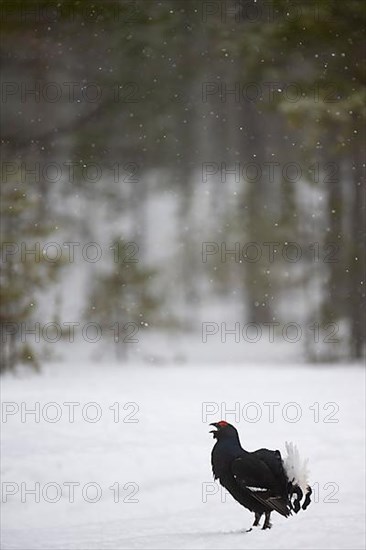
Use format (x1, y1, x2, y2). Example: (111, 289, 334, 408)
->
(284, 442, 312, 512)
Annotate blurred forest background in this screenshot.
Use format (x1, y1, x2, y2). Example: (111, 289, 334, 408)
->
(1, 0, 365, 371)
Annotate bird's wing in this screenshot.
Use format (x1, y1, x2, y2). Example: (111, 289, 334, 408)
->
(231, 454, 278, 491)
(231, 455, 291, 517)
(251, 448, 289, 494)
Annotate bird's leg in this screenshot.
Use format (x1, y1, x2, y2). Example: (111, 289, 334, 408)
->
(246, 512, 262, 532)
(253, 513, 262, 527)
(262, 512, 272, 530)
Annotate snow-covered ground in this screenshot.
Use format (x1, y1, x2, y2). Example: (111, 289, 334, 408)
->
(1, 361, 365, 549)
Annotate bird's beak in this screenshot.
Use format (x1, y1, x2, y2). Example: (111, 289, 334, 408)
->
(209, 422, 219, 434)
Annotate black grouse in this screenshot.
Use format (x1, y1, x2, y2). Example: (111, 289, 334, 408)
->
(210, 421, 312, 530)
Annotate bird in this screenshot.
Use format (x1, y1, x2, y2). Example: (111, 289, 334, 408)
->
(209, 420, 312, 530)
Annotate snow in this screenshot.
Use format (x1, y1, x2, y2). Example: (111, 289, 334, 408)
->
(1, 361, 365, 549)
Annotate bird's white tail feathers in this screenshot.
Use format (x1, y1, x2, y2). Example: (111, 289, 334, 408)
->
(284, 441, 309, 493)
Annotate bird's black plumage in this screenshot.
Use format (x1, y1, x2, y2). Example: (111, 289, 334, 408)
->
(210, 421, 311, 530)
